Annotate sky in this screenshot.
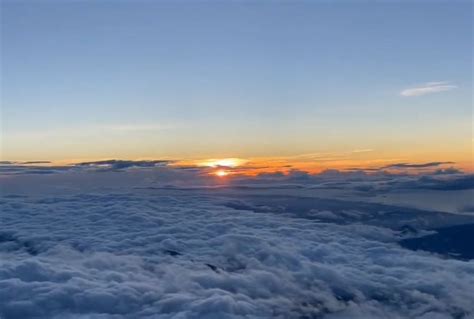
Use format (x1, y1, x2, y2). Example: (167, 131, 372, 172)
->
(1, 0, 472, 171)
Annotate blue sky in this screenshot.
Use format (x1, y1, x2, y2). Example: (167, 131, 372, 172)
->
(1, 1, 472, 163)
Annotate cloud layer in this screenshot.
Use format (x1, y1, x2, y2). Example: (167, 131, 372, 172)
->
(0, 166, 473, 318)
(1, 190, 474, 319)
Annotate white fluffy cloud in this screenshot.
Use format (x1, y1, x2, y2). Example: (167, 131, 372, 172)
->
(400, 82, 457, 97)
(1, 169, 474, 318)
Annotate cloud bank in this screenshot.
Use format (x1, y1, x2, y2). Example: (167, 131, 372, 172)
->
(382, 162, 455, 169)
(0, 164, 473, 318)
(1, 188, 473, 319)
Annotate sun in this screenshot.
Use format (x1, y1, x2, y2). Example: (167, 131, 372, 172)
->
(200, 158, 246, 168)
(215, 170, 229, 177)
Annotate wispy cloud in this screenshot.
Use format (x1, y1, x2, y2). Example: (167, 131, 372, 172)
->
(7, 123, 176, 139)
(102, 124, 176, 132)
(352, 149, 374, 153)
(400, 81, 457, 97)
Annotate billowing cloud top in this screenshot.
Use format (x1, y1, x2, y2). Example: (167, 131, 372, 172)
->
(1, 158, 474, 318)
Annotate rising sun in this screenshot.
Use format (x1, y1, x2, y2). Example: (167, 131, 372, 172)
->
(215, 170, 229, 177)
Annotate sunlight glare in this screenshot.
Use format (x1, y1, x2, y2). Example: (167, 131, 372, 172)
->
(201, 158, 246, 168)
(215, 170, 229, 177)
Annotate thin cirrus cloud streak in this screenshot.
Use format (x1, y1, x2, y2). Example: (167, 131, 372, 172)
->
(6, 123, 176, 139)
(101, 123, 177, 132)
(400, 81, 457, 97)
(351, 149, 374, 153)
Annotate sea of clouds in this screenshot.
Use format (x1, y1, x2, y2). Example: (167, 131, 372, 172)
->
(0, 162, 473, 318)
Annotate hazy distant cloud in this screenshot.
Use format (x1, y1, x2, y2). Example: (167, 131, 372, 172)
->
(383, 162, 454, 169)
(400, 81, 457, 97)
(21, 161, 51, 165)
(0, 159, 173, 175)
(432, 167, 462, 175)
(352, 149, 374, 153)
(0, 161, 16, 165)
(6, 123, 176, 140)
(0, 161, 51, 165)
(102, 123, 176, 132)
(75, 159, 172, 170)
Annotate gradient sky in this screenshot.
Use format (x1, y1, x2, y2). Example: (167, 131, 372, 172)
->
(1, 1, 472, 169)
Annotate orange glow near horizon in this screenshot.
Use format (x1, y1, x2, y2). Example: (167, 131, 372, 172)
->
(3, 155, 472, 177)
